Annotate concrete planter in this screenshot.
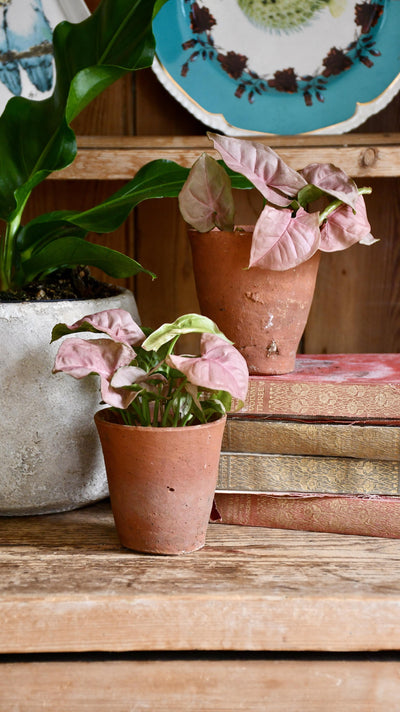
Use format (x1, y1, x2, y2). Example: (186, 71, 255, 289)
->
(0, 289, 139, 516)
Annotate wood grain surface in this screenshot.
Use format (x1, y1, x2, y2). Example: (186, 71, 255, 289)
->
(1, 658, 400, 711)
(47, 134, 400, 180)
(2, 502, 400, 654)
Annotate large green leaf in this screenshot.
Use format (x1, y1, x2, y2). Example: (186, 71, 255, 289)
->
(17, 161, 190, 260)
(46, 160, 190, 232)
(0, 0, 166, 222)
(14, 158, 252, 286)
(18, 237, 155, 286)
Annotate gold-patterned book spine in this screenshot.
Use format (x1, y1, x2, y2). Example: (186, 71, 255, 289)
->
(217, 453, 400, 496)
(222, 419, 400, 461)
(231, 354, 400, 419)
(235, 379, 400, 419)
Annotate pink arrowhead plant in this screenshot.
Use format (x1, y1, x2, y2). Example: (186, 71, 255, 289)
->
(178, 133, 378, 271)
(52, 309, 249, 427)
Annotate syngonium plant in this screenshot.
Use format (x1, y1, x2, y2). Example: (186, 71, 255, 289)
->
(177, 132, 378, 271)
(0, 0, 196, 294)
(51, 310, 249, 427)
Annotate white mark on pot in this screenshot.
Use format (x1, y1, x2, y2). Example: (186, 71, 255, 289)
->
(264, 314, 274, 329)
(266, 340, 279, 355)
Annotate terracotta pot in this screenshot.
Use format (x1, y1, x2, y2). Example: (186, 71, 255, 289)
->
(94, 410, 226, 555)
(189, 227, 320, 375)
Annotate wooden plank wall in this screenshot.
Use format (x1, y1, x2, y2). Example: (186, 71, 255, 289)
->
(26, 0, 400, 355)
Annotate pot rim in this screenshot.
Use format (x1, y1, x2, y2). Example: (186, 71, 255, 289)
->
(0, 285, 131, 309)
(188, 225, 254, 236)
(94, 408, 227, 433)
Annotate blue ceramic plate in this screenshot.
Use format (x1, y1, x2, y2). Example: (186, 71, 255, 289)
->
(152, 0, 400, 135)
(0, 0, 89, 115)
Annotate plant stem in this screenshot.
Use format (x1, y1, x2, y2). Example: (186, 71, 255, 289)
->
(0, 202, 26, 290)
(0, 221, 15, 292)
(318, 186, 372, 225)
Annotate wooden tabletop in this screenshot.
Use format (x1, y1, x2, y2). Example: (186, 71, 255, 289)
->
(2, 500, 400, 654)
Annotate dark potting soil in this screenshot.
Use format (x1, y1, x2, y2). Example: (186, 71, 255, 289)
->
(0, 267, 120, 302)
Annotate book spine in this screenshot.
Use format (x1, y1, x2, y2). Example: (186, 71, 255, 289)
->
(213, 492, 400, 538)
(217, 452, 400, 496)
(222, 418, 400, 460)
(232, 379, 400, 419)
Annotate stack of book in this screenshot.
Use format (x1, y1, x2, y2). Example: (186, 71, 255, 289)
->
(214, 353, 400, 538)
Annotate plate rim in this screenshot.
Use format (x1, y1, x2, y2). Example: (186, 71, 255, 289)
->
(152, 0, 400, 136)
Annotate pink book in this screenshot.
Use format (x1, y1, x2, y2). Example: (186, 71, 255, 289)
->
(213, 492, 400, 539)
(233, 353, 400, 419)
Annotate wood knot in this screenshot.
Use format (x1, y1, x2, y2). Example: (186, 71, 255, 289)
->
(360, 147, 377, 168)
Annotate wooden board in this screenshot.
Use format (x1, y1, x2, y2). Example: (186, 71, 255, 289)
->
(49, 134, 400, 180)
(1, 658, 400, 711)
(2, 502, 400, 654)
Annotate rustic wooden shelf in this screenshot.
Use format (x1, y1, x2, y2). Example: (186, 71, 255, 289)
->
(2, 500, 400, 654)
(2, 500, 400, 709)
(49, 133, 400, 180)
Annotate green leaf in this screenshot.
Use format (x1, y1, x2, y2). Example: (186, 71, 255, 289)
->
(0, 0, 164, 222)
(142, 313, 231, 352)
(297, 184, 327, 209)
(17, 220, 87, 257)
(18, 238, 155, 286)
(17, 160, 190, 256)
(53, 160, 190, 232)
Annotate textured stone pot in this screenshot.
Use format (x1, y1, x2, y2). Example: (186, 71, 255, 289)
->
(189, 228, 320, 375)
(95, 409, 226, 555)
(0, 289, 139, 516)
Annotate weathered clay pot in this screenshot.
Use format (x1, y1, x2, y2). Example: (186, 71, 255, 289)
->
(189, 227, 320, 375)
(0, 289, 139, 516)
(94, 409, 226, 555)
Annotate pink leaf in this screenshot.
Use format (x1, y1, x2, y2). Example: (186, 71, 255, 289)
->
(67, 309, 145, 346)
(167, 333, 249, 401)
(250, 205, 321, 270)
(111, 365, 149, 388)
(53, 338, 136, 408)
(320, 194, 376, 252)
(208, 132, 307, 206)
(111, 367, 167, 395)
(178, 153, 235, 231)
(300, 163, 359, 208)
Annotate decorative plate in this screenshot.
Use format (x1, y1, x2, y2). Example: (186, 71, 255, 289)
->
(152, 0, 400, 135)
(0, 0, 89, 115)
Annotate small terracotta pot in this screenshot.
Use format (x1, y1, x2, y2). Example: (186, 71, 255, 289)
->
(189, 227, 320, 375)
(94, 410, 226, 555)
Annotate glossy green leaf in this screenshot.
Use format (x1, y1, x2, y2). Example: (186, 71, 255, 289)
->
(0, 0, 164, 222)
(16, 160, 190, 267)
(18, 237, 155, 286)
(49, 160, 190, 232)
